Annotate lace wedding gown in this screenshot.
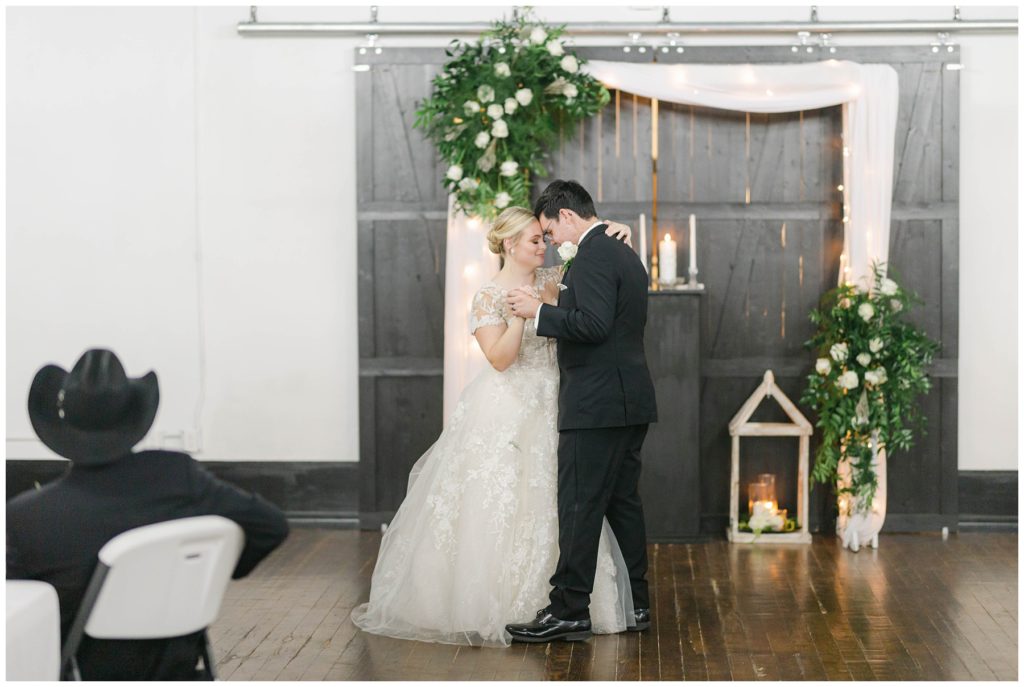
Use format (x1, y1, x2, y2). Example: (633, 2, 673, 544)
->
(351, 266, 633, 647)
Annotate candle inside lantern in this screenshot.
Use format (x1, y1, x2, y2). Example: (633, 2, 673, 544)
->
(658, 233, 677, 284)
(639, 213, 648, 272)
(688, 214, 697, 272)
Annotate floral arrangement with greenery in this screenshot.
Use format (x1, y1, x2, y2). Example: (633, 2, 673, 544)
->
(800, 264, 940, 510)
(414, 12, 610, 220)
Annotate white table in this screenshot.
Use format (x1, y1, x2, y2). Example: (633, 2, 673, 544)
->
(6, 580, 61, 681)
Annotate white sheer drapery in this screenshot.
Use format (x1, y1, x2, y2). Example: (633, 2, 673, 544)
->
(442, 196, 500, 425)
(583, 59, 899, 288)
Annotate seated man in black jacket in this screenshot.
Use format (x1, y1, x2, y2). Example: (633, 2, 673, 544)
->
(7, 349, 290, 680)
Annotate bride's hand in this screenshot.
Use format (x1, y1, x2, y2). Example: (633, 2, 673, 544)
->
(604, 220, 633, 248)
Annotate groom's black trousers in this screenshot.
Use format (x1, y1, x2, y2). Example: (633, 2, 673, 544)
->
(547, 424, 650, 621)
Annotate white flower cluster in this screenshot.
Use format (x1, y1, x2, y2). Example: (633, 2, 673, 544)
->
(557, 241, 578, 263)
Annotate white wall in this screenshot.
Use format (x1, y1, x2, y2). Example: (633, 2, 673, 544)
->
(6, 5, 1017, 469)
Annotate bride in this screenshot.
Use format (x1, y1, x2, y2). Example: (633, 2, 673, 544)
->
(351, 207, 636, 647)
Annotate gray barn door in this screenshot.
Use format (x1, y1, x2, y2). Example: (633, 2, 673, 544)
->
(356, 45, 959, 534)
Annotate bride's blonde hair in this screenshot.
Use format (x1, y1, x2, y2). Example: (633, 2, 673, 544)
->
(486, 207, 536, 256)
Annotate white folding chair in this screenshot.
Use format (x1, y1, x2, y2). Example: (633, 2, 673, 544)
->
(60, 515, 244, 681)
(6, 580, 61, 681)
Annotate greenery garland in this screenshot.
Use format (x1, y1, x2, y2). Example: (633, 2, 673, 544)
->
(800, 263, 940, 510)
(414, 12, 609, 220)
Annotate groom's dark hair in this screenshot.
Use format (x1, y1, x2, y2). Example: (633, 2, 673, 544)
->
(534, 180, 597, 221)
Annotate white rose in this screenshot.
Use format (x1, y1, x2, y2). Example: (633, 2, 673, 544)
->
(815, 358, 831, 375)
(463, 100, 481, 115)
(749, 512, 772, 532)
(494, 62, 511, 78)
(477, 85, 495, 103)
(864, 370, 879, 386)
(563, 83, 578, 99)
(560, 55, 579, 73)
(503, 97, 518, 115)
(830, 342, 849, 363)
(474, 131, 491, 148)
(880, 277, 899, 296)
(872, 367, 888, 385)
(515, 88, 534, 106)
(558, 241, 578, 262)
(486, 103, 504, 119)
(546, 40, 564, 56)
(869, 337, 884, 353)
(857, 353, 872, 367)
(858, 302, 875, 322)
(530, 26, 548, 44)
(446, 164, 463, 181)
(837, 370, 859, 390)
(890, 299, 903, 312)
(499, 160, 519, 177)
(494, 192, 511, 209)
(839, 298, 851, 309)
(491, 119, 509, 138)
(458, 177, 478, 191)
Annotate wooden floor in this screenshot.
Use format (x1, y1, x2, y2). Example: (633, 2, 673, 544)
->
(209, 529, 1017, 681)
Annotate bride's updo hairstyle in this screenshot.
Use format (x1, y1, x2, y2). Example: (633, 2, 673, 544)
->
(487, 207, 536, 256)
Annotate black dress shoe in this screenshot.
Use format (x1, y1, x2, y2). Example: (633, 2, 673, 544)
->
(627, 608, 651, 632)
(505, 611, 592, 643)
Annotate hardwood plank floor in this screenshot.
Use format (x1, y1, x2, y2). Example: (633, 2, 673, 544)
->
(210, 529, 1017, 681)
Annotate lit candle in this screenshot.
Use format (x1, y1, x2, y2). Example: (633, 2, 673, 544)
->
(658, 233, 677, 284)
(639, 213, 647, 272)
(688, 214, 697, 272)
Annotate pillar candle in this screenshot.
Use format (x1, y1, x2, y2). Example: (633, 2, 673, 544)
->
(689, 214, 697, 272)
(639, 213, 647, 271)
(659, 233, 677, 284)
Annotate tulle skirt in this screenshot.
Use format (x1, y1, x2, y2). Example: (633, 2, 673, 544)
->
(351, 361, 633, 647)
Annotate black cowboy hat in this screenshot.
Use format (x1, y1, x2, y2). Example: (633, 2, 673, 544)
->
(28, 349, 159, 466)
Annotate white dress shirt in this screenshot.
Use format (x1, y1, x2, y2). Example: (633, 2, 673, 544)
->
(535, 221, 605, 328)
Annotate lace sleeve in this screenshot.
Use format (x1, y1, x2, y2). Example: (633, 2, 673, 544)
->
(537, 266, 564, 290)
(469, 285, 507, 334)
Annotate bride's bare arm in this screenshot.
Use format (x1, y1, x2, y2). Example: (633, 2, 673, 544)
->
(474, 318, 526, 372)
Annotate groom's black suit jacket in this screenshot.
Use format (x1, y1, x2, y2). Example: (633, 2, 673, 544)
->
(537, 225, 658, 431)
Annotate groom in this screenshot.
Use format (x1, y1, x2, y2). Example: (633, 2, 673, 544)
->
(505, 179, 658, 642)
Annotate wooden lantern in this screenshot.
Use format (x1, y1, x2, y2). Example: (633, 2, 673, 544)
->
(727, 370, 813, 544)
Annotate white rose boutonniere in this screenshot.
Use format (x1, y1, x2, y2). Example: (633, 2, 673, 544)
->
(557, 241, 578, 270)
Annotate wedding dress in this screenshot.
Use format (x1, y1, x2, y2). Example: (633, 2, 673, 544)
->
(351, 266, 633, 647)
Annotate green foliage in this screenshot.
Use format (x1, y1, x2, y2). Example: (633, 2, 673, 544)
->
(414, 10, 609, 220)
(800, 263, 940, 510)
